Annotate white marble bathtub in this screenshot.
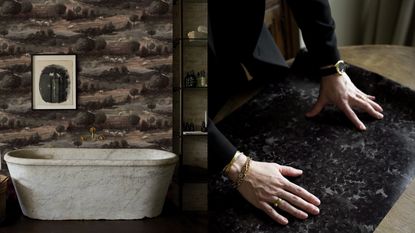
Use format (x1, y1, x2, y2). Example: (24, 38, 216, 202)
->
(4, 148, 178, 220)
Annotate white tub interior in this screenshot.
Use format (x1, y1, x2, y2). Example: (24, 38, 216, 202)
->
(5, 148, 178, 166)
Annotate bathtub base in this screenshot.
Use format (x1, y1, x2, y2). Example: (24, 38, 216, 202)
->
(10, 165, 172, 220)
(5, 148, 178, 220)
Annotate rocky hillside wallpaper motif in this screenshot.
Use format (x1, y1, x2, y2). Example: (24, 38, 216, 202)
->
(0, 0, 173, 165)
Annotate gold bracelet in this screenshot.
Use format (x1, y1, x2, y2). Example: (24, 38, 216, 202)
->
(223, 151, 242, 175)
(234, 157, 251, 189)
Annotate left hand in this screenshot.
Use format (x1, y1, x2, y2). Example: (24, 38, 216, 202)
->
(306, 72, 383, 130)
(227, 153, 320, 225)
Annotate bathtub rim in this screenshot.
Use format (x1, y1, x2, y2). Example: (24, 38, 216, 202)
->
(4, 148, 178, 167)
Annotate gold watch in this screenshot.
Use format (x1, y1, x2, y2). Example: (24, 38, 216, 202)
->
(319, 60, 347, 76)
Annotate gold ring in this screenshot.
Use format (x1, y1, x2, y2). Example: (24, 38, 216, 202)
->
(273, 197, 283, 207)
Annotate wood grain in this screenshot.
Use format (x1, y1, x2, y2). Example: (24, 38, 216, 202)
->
(339, 45, 415, 90)
(374, 178, 415, 233)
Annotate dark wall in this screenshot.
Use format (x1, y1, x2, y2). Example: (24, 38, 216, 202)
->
(0, 0, 173, 164)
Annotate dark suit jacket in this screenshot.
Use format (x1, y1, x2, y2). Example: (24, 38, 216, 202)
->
(208, 0, 340, 172)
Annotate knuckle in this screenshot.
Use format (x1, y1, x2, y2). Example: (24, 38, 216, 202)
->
(257, 193, 266, 201)
(363, 102, 371, 109)
(295, 187, 303, 194)
(291, 195, 301, 203)
(272, 163, 280, 170)
(277, 179, 287, 188)
(274, 188, 283, 197)
(307, 204, 315, 211)
(263, 205, 272, 213)
(337, 101, 348, 109)
(295, 209, 303, 216)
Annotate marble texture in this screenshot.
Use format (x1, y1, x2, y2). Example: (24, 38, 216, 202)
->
(4, 148, 178, 220)
(209, 65, 415, 233)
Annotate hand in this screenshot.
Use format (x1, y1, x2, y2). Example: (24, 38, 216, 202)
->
(306, 72, 383, 130)
(228, 153, 321, 225)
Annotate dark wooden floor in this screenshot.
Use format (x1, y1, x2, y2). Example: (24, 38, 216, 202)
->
(0, 201, 208, 233)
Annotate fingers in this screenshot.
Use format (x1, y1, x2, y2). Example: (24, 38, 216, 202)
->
(338, 103, 366, 130)
(357, 90, 382, 111)
(352, 97, 383, 119)
(272, 196, 308, 220)
(279, 165, 303, 177)
(356, 93, 383, 112)
(357, 89, 376, 101)
(277, 189, 320, 216)
(284, 180, 321, 207)
(305, 97, 326, 118)
(366, 98, 383, 112)
(260, 202, 289, 225)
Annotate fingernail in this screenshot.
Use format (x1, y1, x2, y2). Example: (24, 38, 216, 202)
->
(303, 213, 309, 219)
(314, 207, 320, 214)
(360, 125, 366, 130)
(378, 113, 383, 119)
(316, 199, 321, 206)
(283, 218, 289, 224)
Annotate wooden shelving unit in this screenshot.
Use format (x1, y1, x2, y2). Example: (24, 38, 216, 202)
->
(172, 0, 208, 212)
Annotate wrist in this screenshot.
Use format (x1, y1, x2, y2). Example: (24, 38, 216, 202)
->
(321, 72, 342, 80)
(318, 60, 347, 77)
(228, 153, 248, 182)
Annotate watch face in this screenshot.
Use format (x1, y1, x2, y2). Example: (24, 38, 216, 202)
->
(336, 61, 346, 74)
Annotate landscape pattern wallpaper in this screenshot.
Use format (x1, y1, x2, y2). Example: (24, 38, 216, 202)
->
(0, 0, 173, 166)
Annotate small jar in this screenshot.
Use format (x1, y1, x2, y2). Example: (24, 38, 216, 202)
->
(197, 71, 208, 87)
(185, 71, 196, 87)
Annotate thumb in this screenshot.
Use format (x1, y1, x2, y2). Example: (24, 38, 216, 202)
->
(306, 97, 326, 117)
(279, 165, 303, 177)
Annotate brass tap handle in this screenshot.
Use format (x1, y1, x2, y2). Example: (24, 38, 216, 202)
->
(89, 127, 96, 139)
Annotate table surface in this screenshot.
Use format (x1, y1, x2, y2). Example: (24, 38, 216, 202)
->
(214, 45, 415, 233)
(339, 45, 415, 233)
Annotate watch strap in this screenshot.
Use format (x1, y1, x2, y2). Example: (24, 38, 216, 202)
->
(318, 66, 338, 77)
(318, 60, 346, 77)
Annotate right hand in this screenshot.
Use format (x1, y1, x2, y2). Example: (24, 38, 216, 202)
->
(306, 72, 383, 130)
(228, 153, 321, 225)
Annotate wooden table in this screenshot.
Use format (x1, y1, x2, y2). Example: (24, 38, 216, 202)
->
(216, 45, 415, 233)
(340, 45, 415, 90)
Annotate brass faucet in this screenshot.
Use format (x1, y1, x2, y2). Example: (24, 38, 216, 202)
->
(80, 127, 105, 141)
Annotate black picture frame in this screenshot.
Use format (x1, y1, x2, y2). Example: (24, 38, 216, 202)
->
(31, 54, 77, 110)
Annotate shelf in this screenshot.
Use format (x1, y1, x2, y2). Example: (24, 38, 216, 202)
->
(182, 38, 207, 41)
(183, 0, 207, 4)
(173, 0, 207, 5)
(182, 39, 207, 47)
(173, 37, 208, 41)
(174, 87, 207, 92)
(173, 0, 208, 211)
(183, 87, 207, 89)
(183, 131, 208, 136)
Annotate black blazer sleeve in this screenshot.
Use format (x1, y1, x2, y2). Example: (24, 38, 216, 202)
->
(208, 118, 237, 173)
(208, 0, 265, 61)
(286, 0, 340, 68)
(208, 0, 341, 172)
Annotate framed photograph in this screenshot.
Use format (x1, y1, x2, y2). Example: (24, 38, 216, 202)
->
(32, 54, 77, 110)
